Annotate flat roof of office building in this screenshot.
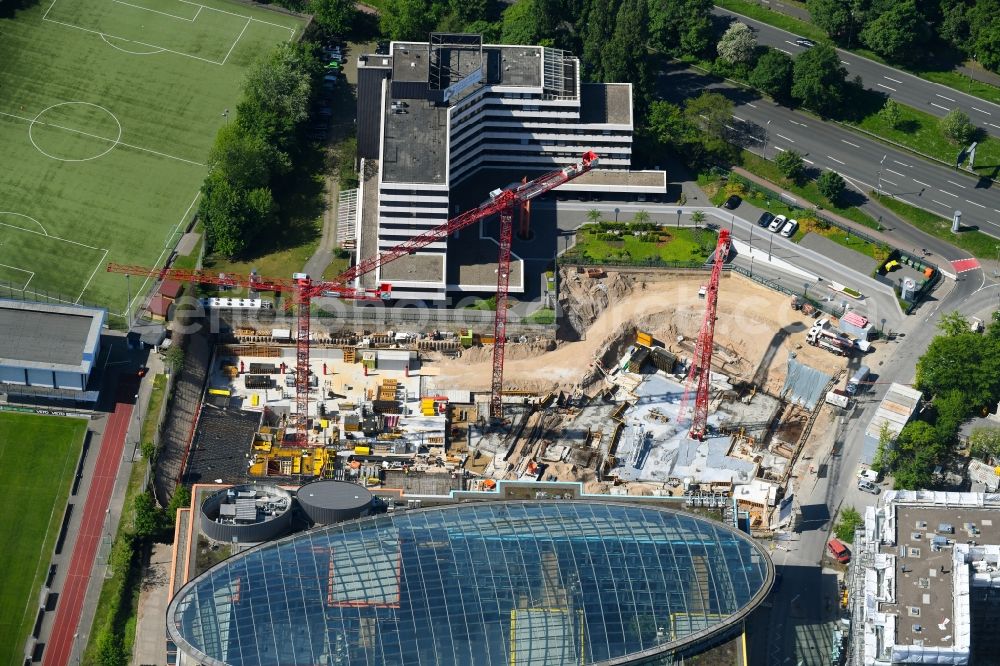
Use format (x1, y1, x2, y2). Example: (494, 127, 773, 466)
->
(580, 83, 632, 125)
(0, 299, 104, 373)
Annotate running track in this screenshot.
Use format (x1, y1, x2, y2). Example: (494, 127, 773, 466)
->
(43, 378, 136, 666)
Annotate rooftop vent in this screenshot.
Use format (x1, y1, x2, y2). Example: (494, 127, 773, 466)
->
(908, 606, 921, 617)
(909, 547, 922, 558)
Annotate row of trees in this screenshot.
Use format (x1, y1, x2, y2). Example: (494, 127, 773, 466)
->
(874, 311, 1000, 489)
(806, 0, 1000, 72)
(199, 43, 321, 258)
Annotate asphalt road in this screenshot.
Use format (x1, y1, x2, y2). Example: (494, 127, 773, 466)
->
(714, 6, 1000, 133)
(660, 64, 1000, 247)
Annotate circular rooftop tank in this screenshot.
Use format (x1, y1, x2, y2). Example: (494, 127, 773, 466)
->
(200, 483, 293, 544)
(297, 480, 373, 525)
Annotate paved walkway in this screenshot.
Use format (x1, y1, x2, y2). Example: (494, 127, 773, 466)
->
(133, 543, 172, 665)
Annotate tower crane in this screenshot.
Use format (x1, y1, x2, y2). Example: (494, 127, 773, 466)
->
(679, 229, 732, 440)
(109, 150, 599, 438)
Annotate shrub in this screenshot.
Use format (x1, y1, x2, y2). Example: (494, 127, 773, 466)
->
(940, 108, 975, 145)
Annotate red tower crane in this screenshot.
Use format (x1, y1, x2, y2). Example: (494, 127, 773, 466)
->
(680, 228, 732, 440)
(109, 150, 599, 435)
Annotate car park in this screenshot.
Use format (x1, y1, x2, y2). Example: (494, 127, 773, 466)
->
(768, 214, 786, 233)
(779, 219, 798, 237)
(722, 194, 741, 209)
(756, 211, 775, 228)
(795, 38, 815, 47)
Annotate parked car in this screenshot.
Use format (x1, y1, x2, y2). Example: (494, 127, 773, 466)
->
(780, 219, 798, 237)
(827, 538, 851, 563)
(795, 38, 815, 48)
(858, 479, 880, 495)
(756, 211, 775, 228)
(768, 214, 786, 233)
(722, 194, 742, 209)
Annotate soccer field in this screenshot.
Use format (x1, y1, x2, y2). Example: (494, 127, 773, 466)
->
(0, 0, 305, 320)
(0, 412, 86, 665)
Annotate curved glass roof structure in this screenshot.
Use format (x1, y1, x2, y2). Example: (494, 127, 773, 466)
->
(168, 501, 772, 666)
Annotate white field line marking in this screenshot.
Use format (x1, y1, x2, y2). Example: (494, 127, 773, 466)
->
(175, 0, 296, 32)
(940, 189, 959, 198)
(893, 160, 912, 168)
(930, 102, 950, 111)
(841, 139, 860, 148)
(913, 179, 930, 187)
(76, 248, 109, 303)
(886, 168, 906, 177)
(775, 133, 794, 142)
(0, 264, 35, 291)
(946, 180, 967, 189)
(966, 200, 987, 208)
(42, 0, 58, 20)
(0, 110, 204, 166)
(220, 17, 251, 66)
(112, 0, 197, 21)
(0, 221, 103, 250)
(192, 4, 202, 20)
(994, 209, 1000, 214)
(827, 155, 845, 165)
(973, 107, 991, 115)
(884, 76, 903, 84)
(931, 199, 949, 207)
(936, 93, 956, 102)
(42, 17, 223, 65)
(0, 211, 48, 235)
(789, 119, 807, 127)
(881, 178, 898, 186)
(101, 33, 165, 54)
(877, 83, 896, 92)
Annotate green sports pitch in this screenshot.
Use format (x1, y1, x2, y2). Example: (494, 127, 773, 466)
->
(0, 0, 306, 320)
(0, 412, 86, 665)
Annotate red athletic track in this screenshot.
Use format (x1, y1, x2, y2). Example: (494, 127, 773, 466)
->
(43, 378, 136, 666)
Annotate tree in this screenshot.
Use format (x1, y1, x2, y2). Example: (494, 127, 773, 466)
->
(717, 21, 758, 65)
(237, 43, 314, 154)
(871, 420, 892, 472)
(602, 0, 652, 114)
(938, 310, 971, 336)
(879, 99, 902, 129)
(501, 0, 548, 45)
(579, 0, 616, 79)
(648, 0, 714, 57)
(749, 49, 794, 102)
(587, 209, 602, 224)
(309, 0, 355, 37)
(916, 332, 1000, 409)
(691, 210, 706, 225)
(141, 440, 157, 462)
(96, 631, 129, 666)
(166, 485, 192, 529)
(775, 149, 806, 182)
(817, 170, 846, 204)
(807, 0, 856, 41)
(860, 0, 928, 64)
(835, 506, 863, 544)
(381, 0, 437, 41)
(683, 92, 733, 141)
(934, 389, 971, 443)
(133, 491, 163, 539)
(633, 210, 651, 225)
(164, 344, 185, 373)
(967, 2, 1000, 72)
(791, 44, 848, 116)
(970, 427, 1000, 461)
(940, 108, 976, 145)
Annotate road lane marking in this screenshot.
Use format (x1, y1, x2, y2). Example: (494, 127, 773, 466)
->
(841, 139, 860, 148)
(893, 160, 912, 168)
(776, 133, 794, 142)
(774, 146, 786, 152)
(932, 199, 949, 207)
(777, 47, 792, 55)
(884, 76, 903, 84)
(877, 83, 897, 92)
(946, 180, 967, 189)
(886, 168, 906, 177)
(747, 103, 758, 108)
(989, 122, 1000, 130)
(882, 178, 898, 186)
(733, 115, 746, 122)
(994, 209, 1000, 214)
(940, 190, 959, 197)
(936, 93, 957, 102)
(931, 102, 950, 110)
(789, 120, 808, 127)
(966, 200, 986, 208)
(827, 155, 845, 165)
(913, 179, 930, 187)
(802, 158, 814, 164)
(973, 107, 992, 115)
(841, 60, 850, 65)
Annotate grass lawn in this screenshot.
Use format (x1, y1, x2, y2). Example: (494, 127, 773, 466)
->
(795, 221, 889, 261)
(739, 151, 881, 229)
(0, 413, 86, 665)
(846, 96, 1000, 175)
(874, 193, 1000, 260)
(568, 225, 715, 264)
(714, 0, 827, 41)
(0, 0, 305, 321)
(322, 254, 352, 280)
(140, 374, 168, 445)
(920, 69, 1000, 107)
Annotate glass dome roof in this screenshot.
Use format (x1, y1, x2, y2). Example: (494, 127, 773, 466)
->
(168, 501, 772, 665)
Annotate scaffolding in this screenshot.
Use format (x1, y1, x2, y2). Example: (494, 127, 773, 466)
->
(542, 47, 576, 99)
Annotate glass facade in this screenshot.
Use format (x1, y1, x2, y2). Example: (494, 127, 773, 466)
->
(169, 502, 772, 666)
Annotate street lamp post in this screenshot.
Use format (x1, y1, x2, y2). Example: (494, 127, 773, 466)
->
(768, 232, 774, 260)
(764, 119, 771, 159)
(614, 207, 620, 224)
(222, 108, 230, 125)
(676, 209, 682, 229)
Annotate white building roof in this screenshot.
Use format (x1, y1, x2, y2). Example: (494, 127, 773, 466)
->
(865, 383, 923, 440)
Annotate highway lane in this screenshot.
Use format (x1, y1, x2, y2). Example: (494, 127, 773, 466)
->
(660, 65, 1000, 245)
(714, 6, 1000, 135)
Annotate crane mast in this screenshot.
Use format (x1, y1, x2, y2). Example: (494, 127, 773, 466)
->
(681, 229, 731, 440)
(108, 150, 599, 437)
